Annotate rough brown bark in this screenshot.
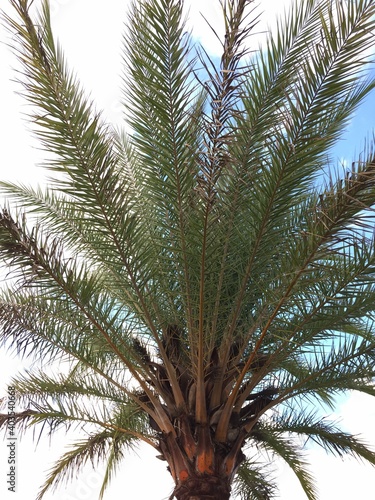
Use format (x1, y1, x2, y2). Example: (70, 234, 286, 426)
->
(173, 475, 231, 500)
(157, 421, 245, 500)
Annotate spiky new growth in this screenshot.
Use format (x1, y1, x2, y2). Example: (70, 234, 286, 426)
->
(1, 0, 375, 499)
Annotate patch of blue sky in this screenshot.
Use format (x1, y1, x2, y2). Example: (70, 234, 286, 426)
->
(330, 68, 375, 167)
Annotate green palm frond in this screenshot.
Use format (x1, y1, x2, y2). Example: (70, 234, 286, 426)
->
(220, 0, 375, 343)
(1, 370, 152, 450)
(35, 429, 132, 500)
(272, 412, 375, 465)
(250, 425, 317, 500)
(280, 336, 375, 404)
(2, 1, 162, 337)
(232, 460, 276, 500)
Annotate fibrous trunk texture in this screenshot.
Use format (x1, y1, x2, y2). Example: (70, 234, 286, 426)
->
(157, 424, 243, 500)
(173, 475, 231, 500)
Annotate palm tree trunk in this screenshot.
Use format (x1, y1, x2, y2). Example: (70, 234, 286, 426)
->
(158, 424, 238, 500)
(173, 475, 231, 500)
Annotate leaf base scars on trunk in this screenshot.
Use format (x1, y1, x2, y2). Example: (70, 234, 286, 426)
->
(159, 423, 244, 500)
(173, 475, 231, 500)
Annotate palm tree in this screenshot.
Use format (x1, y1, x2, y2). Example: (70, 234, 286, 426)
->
(1, 0, 375, 498)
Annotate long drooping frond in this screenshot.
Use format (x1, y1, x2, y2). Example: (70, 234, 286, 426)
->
(1, 0, 375, 499)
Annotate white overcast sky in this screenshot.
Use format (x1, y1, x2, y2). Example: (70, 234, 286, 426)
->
(1, 1, 375, 499)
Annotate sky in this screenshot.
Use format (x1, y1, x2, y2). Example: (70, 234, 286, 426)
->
(1, 0, 375, 499)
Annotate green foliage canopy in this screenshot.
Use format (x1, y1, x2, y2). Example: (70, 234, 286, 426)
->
(1, 0, 375, 498)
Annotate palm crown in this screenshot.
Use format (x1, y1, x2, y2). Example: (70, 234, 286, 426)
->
(1, 0, 375, 499)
